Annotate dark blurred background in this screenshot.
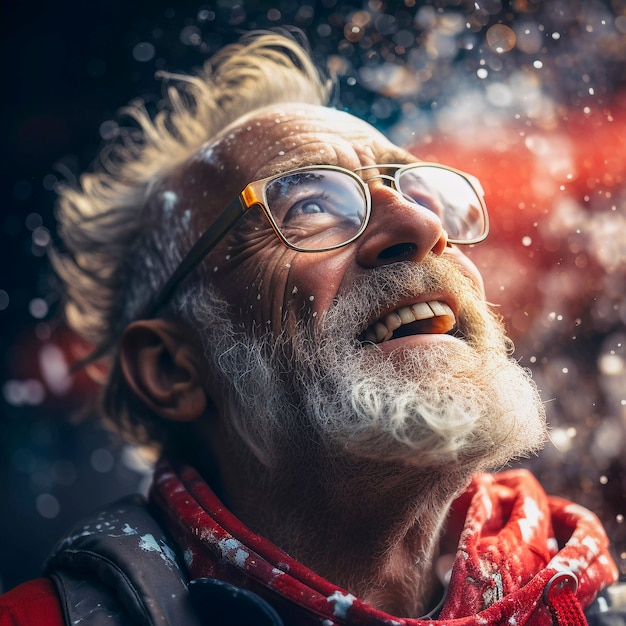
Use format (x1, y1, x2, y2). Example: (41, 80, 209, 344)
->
(1, 0, 625, 592)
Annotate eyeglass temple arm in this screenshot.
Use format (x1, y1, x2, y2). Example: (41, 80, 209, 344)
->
(145, 197, 246, 317)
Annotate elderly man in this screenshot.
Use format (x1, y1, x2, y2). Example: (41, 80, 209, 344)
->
(0, 31, 621, 626)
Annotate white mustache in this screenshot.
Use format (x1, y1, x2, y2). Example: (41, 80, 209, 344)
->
(318, 257, 482, 345)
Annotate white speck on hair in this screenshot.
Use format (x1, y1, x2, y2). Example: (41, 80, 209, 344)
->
(122, 523, 137, 535)
(278, 151, 285, 156)
(225, 254, 231, 260)
(309, 295, 315, 301)
(597, 596, 609, 612)
(508, 617, 518, 625)
(246, 126, 252, 131)
(320, 149, 325, 154)
(326, 591, 355, 618)
(203, 190, 208, 197)
(292, 286, 298, 294)
(228, 133, 235, 140)
(284, 263, 291, 268)
(213, 266, 218, 272)
(257, 293, 261, 300)
(312, 311, 318, 318)
(275, 118, 282, 123)
(162, 191, 178, 213)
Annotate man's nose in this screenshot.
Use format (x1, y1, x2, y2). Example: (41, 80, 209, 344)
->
(355, 184, 448, 268)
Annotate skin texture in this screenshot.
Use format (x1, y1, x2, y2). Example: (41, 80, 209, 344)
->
(121, 103, 498, 616)
(185, 104, 485, 337)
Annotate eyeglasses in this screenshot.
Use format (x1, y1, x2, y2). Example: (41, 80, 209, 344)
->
(149, 162, 489, 314)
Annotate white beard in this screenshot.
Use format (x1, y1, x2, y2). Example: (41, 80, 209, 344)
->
(191, 258, 547, 472)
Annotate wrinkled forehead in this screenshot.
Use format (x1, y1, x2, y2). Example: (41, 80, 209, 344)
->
(152, 104, 410, 232)
(202, 103, 407, 180)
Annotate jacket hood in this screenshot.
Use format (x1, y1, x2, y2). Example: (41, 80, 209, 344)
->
(150, 460, 618, 625)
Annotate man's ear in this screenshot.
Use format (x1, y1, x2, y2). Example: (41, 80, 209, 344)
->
(119, 319, 208, 422)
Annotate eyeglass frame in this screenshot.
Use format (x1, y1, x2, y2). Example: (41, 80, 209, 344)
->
(147, 162, 489, 315)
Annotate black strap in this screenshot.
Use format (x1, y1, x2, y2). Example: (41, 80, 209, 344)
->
(189, 578, 284, 626)
(45, 494, 201, 626)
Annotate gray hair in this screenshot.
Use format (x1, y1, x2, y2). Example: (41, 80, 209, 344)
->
(52, 30, 332, 447)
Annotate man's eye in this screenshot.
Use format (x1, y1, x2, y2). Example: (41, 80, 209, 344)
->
(299, 201, 324, 214)
(284, 195, 334, 220)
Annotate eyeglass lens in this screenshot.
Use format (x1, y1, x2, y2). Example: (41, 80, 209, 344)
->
(396, 167, 485, 242)
(265, 166, 485, 250)
(265, 170, 367, 249)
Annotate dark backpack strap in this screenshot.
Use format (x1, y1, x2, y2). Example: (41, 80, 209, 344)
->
(51, 569, 139, 626)
(189, 578, 283, 626)
(45, 494, 201, 626)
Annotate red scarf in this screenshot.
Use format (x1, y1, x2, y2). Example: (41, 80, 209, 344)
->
(150, 460, 617, 625)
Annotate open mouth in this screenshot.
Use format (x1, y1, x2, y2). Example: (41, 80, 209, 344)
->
(360, 301, 458, 345)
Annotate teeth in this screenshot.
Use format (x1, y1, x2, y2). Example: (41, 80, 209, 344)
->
(363, 301, 455, 344)
(384, 311, 402, 332)
(398, 307, 415, 324)
(428, 301, 450, 317)
(411, 301, 434, 320)
(374, 322, 391, 343)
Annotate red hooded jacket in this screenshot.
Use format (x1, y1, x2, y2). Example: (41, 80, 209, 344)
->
(0, 462, 620, 625)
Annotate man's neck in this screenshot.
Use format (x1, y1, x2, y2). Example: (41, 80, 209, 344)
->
(213, 439, 470, 618)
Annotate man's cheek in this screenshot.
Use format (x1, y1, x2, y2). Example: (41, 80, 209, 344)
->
(284, 253, 352, 317)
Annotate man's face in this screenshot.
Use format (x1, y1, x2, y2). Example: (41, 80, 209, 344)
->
(163, 103, 546, 471)
(182, 103, 485, 341)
